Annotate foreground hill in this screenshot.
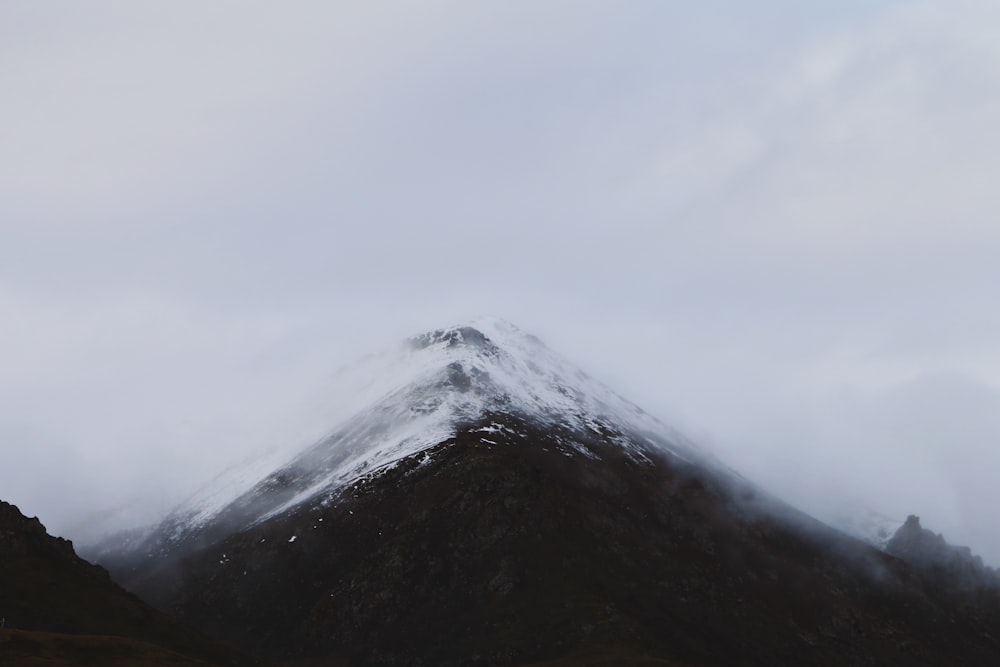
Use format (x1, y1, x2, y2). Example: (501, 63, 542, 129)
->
(0, 500, 266, 667)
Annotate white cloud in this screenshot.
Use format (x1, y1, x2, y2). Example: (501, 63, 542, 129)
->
(3, 1, 1000, 564)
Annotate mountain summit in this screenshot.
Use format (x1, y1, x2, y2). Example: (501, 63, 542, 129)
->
(104, 318, 702, 560)
(94, 320, 1000, 667)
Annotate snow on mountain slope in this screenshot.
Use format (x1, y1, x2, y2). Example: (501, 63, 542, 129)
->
(163, 317, 703, 540)
(824, 505, 904, 550)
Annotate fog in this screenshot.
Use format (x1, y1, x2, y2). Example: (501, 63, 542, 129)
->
(3, 1, 1000, 564)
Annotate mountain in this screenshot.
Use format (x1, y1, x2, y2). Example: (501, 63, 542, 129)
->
(0, 500, 267, 667)
(92, 318, 702, 569)
(92, 319, 1000, 666)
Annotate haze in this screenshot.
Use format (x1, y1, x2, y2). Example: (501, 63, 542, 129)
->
(3, 1, 1000, 564)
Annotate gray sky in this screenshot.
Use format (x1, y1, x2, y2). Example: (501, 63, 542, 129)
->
(4, 1, 1000, 563)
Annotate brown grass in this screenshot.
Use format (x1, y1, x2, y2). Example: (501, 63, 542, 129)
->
(0, 628, 217, 666)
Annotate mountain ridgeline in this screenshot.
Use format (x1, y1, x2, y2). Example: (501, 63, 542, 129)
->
(84, 319, 1000, 666)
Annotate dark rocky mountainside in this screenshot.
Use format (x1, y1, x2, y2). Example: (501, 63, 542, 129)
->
(86, 321, 1000, 666)
(887, 515, 1000, 591)
(0, 500, 267, 667)
(103, 413, 1000, 667)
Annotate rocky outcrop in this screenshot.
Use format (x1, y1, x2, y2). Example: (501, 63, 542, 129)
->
(0, 499, 267, 666)
(0, 500, 101, 571)
(887, 515, 1000, 591)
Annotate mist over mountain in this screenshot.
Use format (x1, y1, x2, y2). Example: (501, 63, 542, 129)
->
(86, 320, 1000, 667)
(89, 318, 704, 566)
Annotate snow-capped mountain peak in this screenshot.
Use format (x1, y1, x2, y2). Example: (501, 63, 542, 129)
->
(155, 319, 700, 542)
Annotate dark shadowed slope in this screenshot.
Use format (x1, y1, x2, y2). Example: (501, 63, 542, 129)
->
(107, 414, 1000, 667)
(0, 500, 268, 667)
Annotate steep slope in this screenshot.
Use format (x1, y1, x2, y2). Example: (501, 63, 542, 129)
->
(0, 500, 267, 667)
(94, 320, 1000, 666)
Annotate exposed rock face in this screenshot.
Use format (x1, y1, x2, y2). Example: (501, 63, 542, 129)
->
(887, 515, 1000, 591)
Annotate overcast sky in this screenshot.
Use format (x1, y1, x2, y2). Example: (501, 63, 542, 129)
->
(4, 1, 1000, 564)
